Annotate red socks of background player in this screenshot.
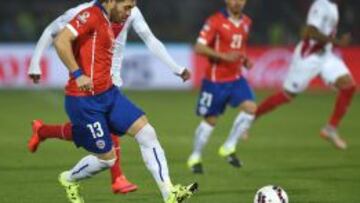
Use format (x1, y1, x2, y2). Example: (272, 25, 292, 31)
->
(256, 91, 292, 118)
(329, 86, 356, 128)
(38, 122, 73, 140)
(111, 135, 123, 183)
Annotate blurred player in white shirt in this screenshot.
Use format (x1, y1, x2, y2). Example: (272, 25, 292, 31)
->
(27, 0, 190, 195)
(256, 0, 356, 150)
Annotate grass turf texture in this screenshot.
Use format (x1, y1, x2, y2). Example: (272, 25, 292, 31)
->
(0, 90, 359, 203)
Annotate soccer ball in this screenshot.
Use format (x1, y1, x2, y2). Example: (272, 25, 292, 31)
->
(253, 185, 289, 203)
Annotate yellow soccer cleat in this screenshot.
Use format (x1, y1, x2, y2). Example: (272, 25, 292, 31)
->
(187, 156, 203, 174)
(58, 171, 84, 203)
(218, 146, 243, 168)
(165, 183, 199, 203)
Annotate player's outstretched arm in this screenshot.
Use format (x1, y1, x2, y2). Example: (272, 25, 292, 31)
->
(28, 22, 58, 84)
(54, 28, 93, 92)
(301, 25, 351, 47)
(132, 8, 189, 80)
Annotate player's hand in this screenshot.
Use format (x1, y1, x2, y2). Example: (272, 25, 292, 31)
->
(219, 52, 242, 63)
(76, 75, 93, 92)
(28, 74, 41, 84)
(178, 69, 191, 82)
(337, 33, 351, 47)
(243, 57, 253, 70)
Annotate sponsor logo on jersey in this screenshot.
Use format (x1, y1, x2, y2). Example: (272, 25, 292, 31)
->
(222, 24, 230, 30)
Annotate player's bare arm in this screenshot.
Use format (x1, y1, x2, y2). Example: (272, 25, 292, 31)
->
(194, 43, 241, 63)
(54, 28, 93, 92)
(301, 25, 351, 47)
(243, 56, 253, 70)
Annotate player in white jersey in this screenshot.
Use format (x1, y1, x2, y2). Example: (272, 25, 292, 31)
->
(27, 0, 190, 196)
(256, 0, 356, 150)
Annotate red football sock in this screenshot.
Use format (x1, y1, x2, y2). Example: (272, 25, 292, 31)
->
(38, 122, 73, 140)
(111, 135, 123, 183)
(256, 91, 292, 118)
(329, 86, 356, 128)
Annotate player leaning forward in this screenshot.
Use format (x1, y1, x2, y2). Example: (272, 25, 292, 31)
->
(27, 0, 191, 195)
(256, 0, 356, 149)
(188, 0, 256, 173)
(53, 0, 197, 202)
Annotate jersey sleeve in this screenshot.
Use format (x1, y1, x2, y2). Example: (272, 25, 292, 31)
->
(306, 1, 326, 30)
(131, 7, 185, 75)
(197, 17, 218, 45)
(66, 9, 98, 38)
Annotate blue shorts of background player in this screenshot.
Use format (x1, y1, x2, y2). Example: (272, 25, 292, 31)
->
(196, 77, 256, 117)
(65, 86, 145, 154)
(188, 77, 257, 173)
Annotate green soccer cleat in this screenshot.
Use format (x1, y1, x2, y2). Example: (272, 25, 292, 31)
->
(165, 183, 199, 203)
(58, 171, 84, 203)
(218, 146, 243, 168)
(187, 156, 204, 174)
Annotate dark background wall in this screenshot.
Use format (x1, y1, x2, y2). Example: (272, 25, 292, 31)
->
(1, 0, 359, 44)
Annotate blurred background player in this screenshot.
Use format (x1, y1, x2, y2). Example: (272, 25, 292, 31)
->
(27, 0, 190, 194)
(187, 0, 256, 174)
(255, 0, 356, 150)
(51, 0, 197, 202)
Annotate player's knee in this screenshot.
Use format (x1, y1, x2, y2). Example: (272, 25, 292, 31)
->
(128, 115, 149, 136)
(99, 158, 116, 168)
(135, 124, 158, 147)
(95, 149, 117, 168)
(335, 74, 355, 90)
(97, 148, 116, 161)
(241, 101, 257, 114)
(139, 124, 157, 138)
(204, 116, 217, 126)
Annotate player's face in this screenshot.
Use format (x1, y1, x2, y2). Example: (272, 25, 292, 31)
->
(225, 0, 247, 15)
(111, 0, 136, 23)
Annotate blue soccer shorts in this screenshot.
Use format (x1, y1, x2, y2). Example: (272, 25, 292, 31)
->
(65, 86, 145, 154)
(196, 77, 255, 117)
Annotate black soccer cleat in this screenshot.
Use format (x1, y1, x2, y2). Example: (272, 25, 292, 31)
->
(191, 163, 204, 174)
(226, 153, 243, 168)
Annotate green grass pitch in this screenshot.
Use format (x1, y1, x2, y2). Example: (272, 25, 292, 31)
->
(0, 90, 359, 203)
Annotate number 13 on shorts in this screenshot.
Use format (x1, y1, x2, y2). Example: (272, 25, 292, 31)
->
(87, 121, 104, 139)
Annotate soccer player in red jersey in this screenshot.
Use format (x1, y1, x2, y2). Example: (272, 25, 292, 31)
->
(255, 0, 356, 150)
(187, 0, 256, 174)
(47, 0, 197, 202)
(27, 0, 190, 194)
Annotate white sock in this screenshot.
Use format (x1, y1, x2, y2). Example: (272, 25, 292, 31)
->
(223, 112, 255, 150)
(135, 124, 172, 201)
(65, 155, 115, 182)
(189, 121, 214, 160)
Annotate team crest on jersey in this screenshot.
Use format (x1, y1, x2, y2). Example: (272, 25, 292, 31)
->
(77, 11, 90, 25)
(96, 139, 106, 149)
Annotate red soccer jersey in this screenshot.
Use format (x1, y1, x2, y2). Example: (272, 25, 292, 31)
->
(111, 22, 126, 38)
(197, 10, 252, 83)
(65, 4, 115, 96)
